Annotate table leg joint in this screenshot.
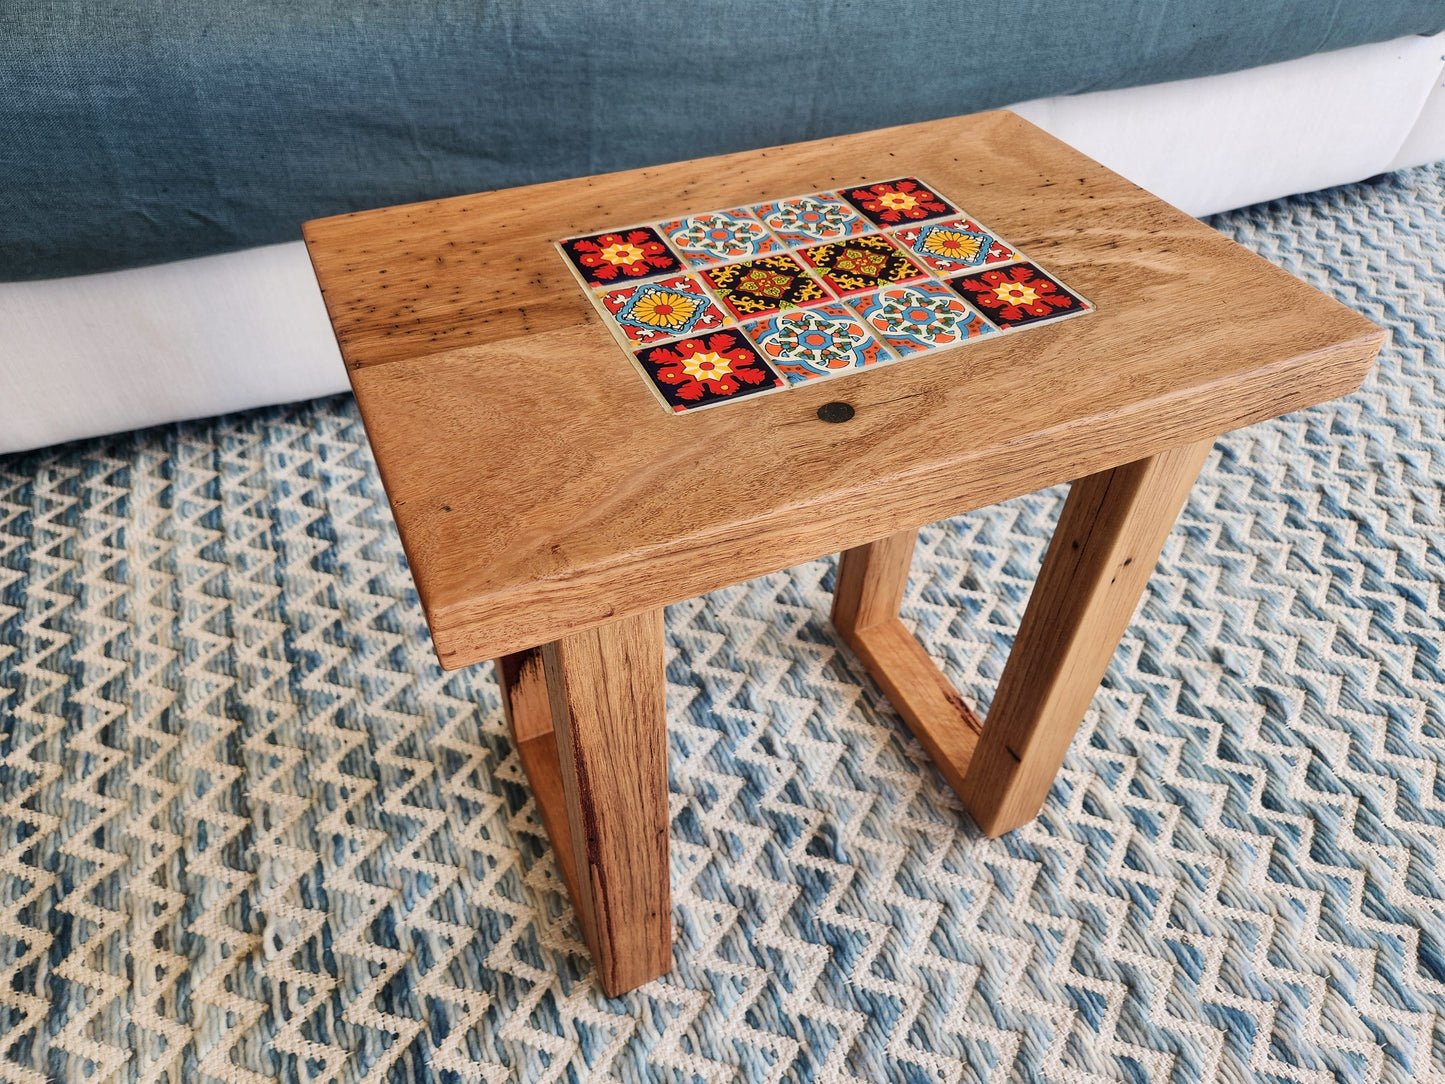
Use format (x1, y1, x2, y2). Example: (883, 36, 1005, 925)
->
(833, 438, 1213, 839)
(833, 531, 982, 796)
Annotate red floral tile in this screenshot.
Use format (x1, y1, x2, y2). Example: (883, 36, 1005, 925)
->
(701, 254, 829, 319)
(660, 209, 781, 266)
(840, 178, 957, 227)
(635, 330, 784, 412)
(796, 234, 927, 297)
(947, 261, 1090, 329)
(596, 274, 727, 344)
(561, 227, 681, 286)
(891, 218, 1015, 274)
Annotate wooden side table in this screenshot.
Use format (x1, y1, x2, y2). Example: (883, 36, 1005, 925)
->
(303, 111, 1383, 996)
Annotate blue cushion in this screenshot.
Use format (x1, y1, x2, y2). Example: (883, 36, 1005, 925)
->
(4, 1, 1443, 280)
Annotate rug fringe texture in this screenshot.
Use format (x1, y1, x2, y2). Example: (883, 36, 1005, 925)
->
(3, 165, 1445, 1082)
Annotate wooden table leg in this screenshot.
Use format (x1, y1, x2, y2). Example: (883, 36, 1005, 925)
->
(961, 438, 1213, 835)
(831, 438, 1213, 838)
(832, 529, 984, 795)
(497, 609, 671, 997)
(498, 647, 587, 913)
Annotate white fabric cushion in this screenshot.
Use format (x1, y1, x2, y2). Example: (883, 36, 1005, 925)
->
(0, 242, 348, 453)
(1012, 31, 1445, 216)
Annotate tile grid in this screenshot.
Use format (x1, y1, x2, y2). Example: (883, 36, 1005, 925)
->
(556, 176, 1093, 414)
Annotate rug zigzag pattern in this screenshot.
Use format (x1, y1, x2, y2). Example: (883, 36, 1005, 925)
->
(5, 168, 1445, 1081)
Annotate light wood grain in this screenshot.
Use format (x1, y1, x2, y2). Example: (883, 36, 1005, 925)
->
(498, 647, 552, 743)
(541, 609, 670, 997)
(304, 110, 1383, 669)
(513, 732, 584, 913)
(832, 531, 982, 792)
(498, 648, 585, 908)
(832, 530, 916, 633)
(840, 620, 983, 791)
(959, 438, 1214, 837)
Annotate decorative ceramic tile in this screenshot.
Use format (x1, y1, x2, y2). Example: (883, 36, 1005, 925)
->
(947, 261, 1090, 329)
(635, 330, 784, 412)
(742, 303, 887, 384)
(597, 274, 727, 344)
(702, 254, 829, 319)
(661, 209, 781, 266)
(840, 178, 957, 227)
(797, 234, 928, 297)
(892, 218, 1015, 274)
(851, 280, 995, 357)
(558, 176, 1091, 414)
(752, 194, 871, 246)
(561, 226, 681, 286)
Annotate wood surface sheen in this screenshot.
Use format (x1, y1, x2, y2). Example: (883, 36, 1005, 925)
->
(304, 110, 1383, 669)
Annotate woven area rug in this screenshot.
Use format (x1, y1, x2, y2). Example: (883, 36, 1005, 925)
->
(4, 164, 1445, 1084)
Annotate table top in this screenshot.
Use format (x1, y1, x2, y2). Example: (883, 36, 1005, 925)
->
(303, 110, 1383, 669)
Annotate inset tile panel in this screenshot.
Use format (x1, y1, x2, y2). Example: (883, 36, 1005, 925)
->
(561, 227, 681, 287)
(840, 178, 958, 227)
(702, 254, 830, 319)
(797, 234, 928, 297)
(852, 280, 995, 357)
(596, 274, 728, 344)
(661, 210, 781, 267)
(558, 175, 1094, 416)
(635, 331, 784, 412)
(753, 194, 871, 246)
(946, 261, 1090, 329)
(892, 217, 1015, 274)
(742, 303, 888, 385)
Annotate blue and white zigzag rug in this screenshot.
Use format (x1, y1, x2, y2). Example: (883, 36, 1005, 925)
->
(4, 164, 1445, 1083)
